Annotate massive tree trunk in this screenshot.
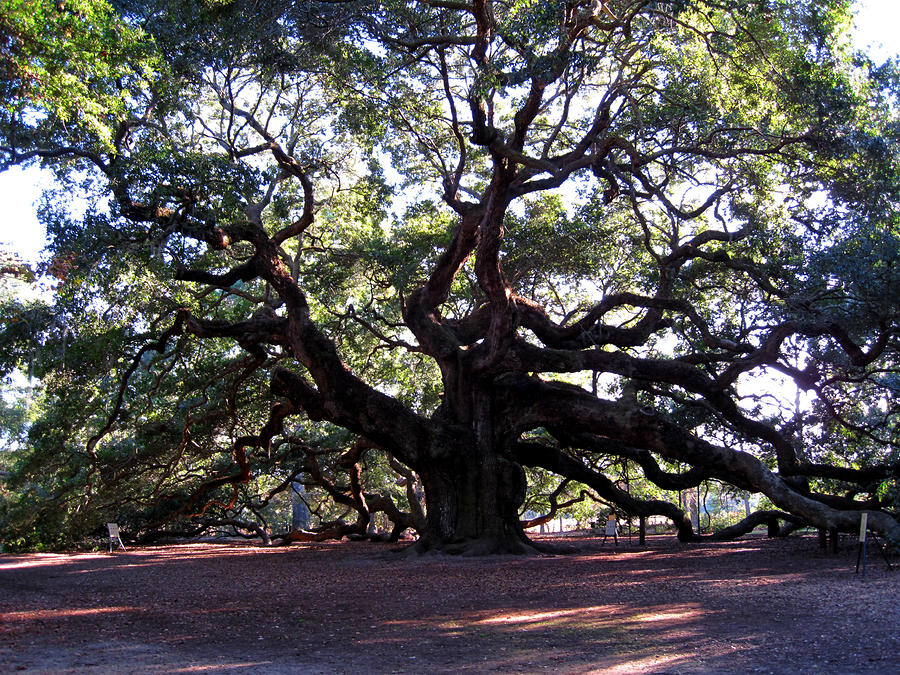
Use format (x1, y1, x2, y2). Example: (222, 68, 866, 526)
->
(415, 449, 532, 554)
(410, 381, 537, 554)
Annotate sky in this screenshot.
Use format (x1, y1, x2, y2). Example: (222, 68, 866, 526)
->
(0, 0, 898, 265)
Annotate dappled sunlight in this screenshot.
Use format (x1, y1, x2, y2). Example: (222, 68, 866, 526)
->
(384, 600, 705, 638)
(0, 543, 280, 571)
(470, 602, 704, 632)
(712, 546, 761, 554)
(119, 543, 277, 560)
(159, 663, 276, 672)
(3, 537, 892, 673)
(0, 552, 110, 571)
(476, 604, 618, 626)
(2, 606, 136, 622)
(115, 541, 352, 562)
(452, 646, 700, 674)
(536, 539, 857, 596)
(373, 600, 728, 673)
(602, 652, 695, 673)
(618, 568, 696, 580)
(567, 548, 657, 561)
(629, 608, 700, 623)
(0, 542, 314, 575)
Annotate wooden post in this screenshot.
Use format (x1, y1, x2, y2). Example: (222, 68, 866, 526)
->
(639, 516, 646, 545)
(828, 527, 839, 554)
(818, 528, 827, 549)
(856, 512, 868, 575)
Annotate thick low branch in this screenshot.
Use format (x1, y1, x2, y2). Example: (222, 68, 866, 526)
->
(511, 340, 800, 472)
(270, 367, 432, 467)
(514, 440, 694, 540)
(505, 376, 900, 541)
(709, 510, 803, 541)
(555, 431, 717, 491)
(275, 522, 359, 545)
(184, 314, 290, 354)
(521, 481, 599, 529)
(176, 399, 298, 520)
(516, 292, 674, 350)
(363, 491, 420, 540)
(176, 262, 259, 288)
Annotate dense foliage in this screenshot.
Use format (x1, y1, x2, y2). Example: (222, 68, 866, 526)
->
(1, 0, 899, 553)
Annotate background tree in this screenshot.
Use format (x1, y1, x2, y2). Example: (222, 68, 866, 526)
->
(2, 0, 899, 553)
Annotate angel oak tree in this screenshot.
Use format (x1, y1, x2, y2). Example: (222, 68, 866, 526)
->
(3, 0, 900, 553)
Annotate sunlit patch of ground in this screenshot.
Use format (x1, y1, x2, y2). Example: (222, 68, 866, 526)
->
(0, 552, 111, 571)
(2, 606, 137, 621)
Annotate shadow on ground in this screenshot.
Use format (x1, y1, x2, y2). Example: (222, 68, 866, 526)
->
(1, 535, 897, 673)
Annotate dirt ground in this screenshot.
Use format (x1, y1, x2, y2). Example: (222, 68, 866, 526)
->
(1, 532, 898, 674)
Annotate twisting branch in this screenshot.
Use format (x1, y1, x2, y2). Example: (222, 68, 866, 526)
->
(514, 440, 695, 540)
(520, 479, 601, 529)
(81, 311, 190, 500)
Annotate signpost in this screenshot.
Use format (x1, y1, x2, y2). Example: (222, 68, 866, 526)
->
(855, 512, 895, 576)
(856, 513, 869, 576)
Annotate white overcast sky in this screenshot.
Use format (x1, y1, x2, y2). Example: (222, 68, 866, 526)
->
(1, 0, 898, 264)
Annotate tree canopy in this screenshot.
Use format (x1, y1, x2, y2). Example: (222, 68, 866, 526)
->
(1, 0, 899, 554)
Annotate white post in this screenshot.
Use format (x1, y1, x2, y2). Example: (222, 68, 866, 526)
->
(857, 512, 869, 576)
